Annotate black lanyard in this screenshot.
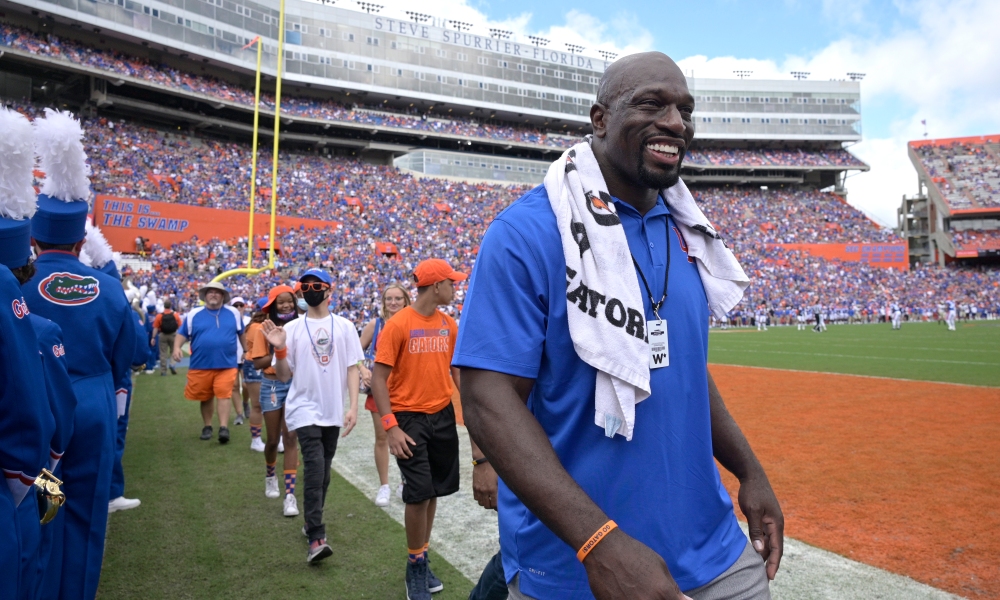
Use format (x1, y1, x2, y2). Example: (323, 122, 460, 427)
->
(629, 218, 671, 321)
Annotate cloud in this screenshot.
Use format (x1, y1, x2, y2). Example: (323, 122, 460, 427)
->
(680, 0, 1000, 225)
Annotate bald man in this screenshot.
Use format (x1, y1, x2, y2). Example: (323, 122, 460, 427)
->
(455, 52, 782, 600)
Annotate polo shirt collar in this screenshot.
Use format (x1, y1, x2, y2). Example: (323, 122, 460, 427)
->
(610, 194, 670, 221)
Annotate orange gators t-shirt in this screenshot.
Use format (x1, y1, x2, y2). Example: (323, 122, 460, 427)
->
(374, 306, 457, 414)
(249, 322, 277, 376)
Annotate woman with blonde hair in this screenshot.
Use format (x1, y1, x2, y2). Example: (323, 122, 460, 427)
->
(358, 283, 410, 507)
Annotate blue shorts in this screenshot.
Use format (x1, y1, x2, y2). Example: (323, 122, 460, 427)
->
(260, 378, 291, 413)
(241, 360, 262, 383)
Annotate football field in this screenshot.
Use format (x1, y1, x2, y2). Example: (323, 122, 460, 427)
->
(708, 319, 1000, 387)
(100, 320, 999, 599)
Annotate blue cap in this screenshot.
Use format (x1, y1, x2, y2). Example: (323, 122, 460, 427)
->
(31, 194, 89, 245)
(0, 217, 32, 269)
(299, 268, 332, 285)
(255, 297, 268, 311)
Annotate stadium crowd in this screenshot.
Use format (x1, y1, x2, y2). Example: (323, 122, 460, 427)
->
(952, 228, 1000, 253)
(685, 147, 866, 168)
(1, 22, 577, 148)
(5, 99, 996, 326)
(914, 141, 1000, 209)
(3, 23, 866, 168)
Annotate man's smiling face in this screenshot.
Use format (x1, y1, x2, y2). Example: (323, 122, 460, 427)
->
(595, 53, 696, 191)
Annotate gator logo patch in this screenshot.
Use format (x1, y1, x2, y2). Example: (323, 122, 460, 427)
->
(38, 272, 101, 306)
(12, 298, 30, 319)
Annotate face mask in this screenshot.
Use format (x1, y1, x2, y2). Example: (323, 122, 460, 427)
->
(296, 298, 309, 312)
(303, 290, 326, 308)
(276, 312, 296, 321)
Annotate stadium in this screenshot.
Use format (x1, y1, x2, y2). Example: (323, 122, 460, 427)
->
(0, 0, 997, 598)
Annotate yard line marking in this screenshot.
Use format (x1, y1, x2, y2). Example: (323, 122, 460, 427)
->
(708, 362, 1000, 389)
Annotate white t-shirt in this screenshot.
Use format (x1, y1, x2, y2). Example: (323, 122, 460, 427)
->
(281, 313, 365, 431)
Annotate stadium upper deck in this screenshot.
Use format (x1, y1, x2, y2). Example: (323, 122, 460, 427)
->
(1, 0, 862, 140)
(899, 135, 1000, 264)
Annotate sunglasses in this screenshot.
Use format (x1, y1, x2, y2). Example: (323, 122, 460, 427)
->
(300, 282, 331, 292)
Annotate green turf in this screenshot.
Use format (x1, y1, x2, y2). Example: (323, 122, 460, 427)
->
(707, 320, 1000, 387)
(99, 373, 473, 599)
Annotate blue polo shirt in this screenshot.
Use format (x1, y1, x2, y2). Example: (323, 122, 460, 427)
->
(178, 305, 244, 370)
(453, 186, 746, 597)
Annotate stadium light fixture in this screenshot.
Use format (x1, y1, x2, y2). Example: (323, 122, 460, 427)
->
(405, 11, 431, 22)
(356, 1, 382, 14)
(847, 72, 866, 81)
(790, 71, 810, 80)
(734, 70, 753, 79)
(528, 36, 550, 47)
(448, 20, 473, 32)
(565, 43, 585, 54)
(489, 28, 513, 39)
(598, 50, 618, 61)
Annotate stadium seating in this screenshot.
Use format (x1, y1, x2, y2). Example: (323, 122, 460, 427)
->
(0, 22, 577, 148)
(913, 141, 1000, 209)
(694, 187, 895, 244)
(2, 23, 864, 168)
(5, 100, 995, 323)
(952, 229, 1000, 253)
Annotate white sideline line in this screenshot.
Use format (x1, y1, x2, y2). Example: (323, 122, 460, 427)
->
(330, 409, 962, 599)
(710, 347, 999, 366)
(707, 362, 1000, 389)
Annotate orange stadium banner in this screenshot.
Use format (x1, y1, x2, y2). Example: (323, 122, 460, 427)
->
(767, 242, 909, 270)
(93, 195, 340, 252)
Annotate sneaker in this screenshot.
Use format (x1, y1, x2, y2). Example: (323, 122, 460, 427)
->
(375, 484, 391, 507)
(426, 556, 443, 593)
(218, 427, 230, 444)
(265, 476, 280, 498)
(200, 426, 213, 441)
(234, 414, 244, 426)
(283, 494, 299, 517)
(169, 366, 177, 375)
(144, 369, 154, 374)
(108, 496, 141, 513)
(307, 540, 332, 563)
(160, 372, 166, 377)
(278, 438, 285, 453)
(250, 437, 265, 452)
(405, 559, 431, 600)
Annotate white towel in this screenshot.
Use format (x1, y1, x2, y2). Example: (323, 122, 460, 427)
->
(544, 140, 749, 440)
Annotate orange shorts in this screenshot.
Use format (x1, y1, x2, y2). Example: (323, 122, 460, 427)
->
(185, 368, 238, 402)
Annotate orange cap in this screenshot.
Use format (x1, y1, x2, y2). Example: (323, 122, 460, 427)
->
(262, 285, 296, 311)
(413, 258, 468, 287)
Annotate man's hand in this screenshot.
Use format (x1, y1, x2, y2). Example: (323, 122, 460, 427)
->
(387, 426, 415, 459)
(341, 405, 358, 438)
(584, 531, 692, 600)
(261, 320, 287, 349)
(172, 349, 182, 363)
(472, 461, 499, 510)
(359, 364, 372, 387)
(150, 337, 156, 347)
(738, 475, 784, 580)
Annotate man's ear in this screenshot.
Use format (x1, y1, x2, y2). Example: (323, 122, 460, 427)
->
(590, 102, 609, 139)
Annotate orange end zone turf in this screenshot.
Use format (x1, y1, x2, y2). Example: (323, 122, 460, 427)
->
(711, 364, 1000, 599)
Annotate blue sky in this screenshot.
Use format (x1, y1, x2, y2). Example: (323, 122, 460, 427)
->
(392, 0, 1000, 225)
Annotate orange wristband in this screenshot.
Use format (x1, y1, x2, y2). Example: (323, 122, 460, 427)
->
(576, 520, 617, 563)
(381, 413, 398, 431)
(274, 347, 287, 360)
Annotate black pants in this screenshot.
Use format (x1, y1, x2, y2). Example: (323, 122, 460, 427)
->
(297, 424, 340, 542)
(469, 550, 508, 600)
